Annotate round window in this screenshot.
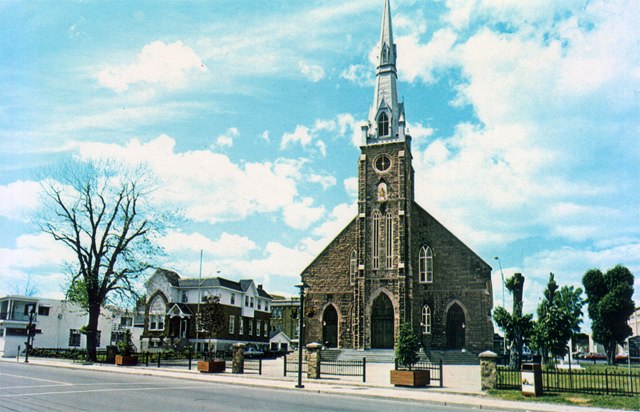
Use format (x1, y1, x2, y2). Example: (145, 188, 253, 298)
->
(374, 155, 391, 172)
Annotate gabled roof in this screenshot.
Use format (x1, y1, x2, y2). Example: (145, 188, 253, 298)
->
(412, 201, 492, 269)
(269, 330, 291, 342)
(167, 303, 193, 316)
(149, 268, 273, 300)
(179, 277, 243, 292)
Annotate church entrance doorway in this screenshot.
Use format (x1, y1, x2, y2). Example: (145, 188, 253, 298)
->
(322, 305, 338, 348)
(371, 293, 394, 349)
(446, 303, 465, 349)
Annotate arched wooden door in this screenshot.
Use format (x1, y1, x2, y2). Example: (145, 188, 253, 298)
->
(446, 303, 466, 349)
(322, 305, 338, 348)
(371, 294, 394, 349)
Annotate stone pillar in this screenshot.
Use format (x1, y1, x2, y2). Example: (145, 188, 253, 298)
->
(479, 350, 498, 390)
(306, 342, 322, 379)
(232, 343, 245, 374)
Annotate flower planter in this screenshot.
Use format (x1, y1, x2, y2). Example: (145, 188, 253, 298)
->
(390, 369, 430, 387)
(197, 360, 226, 373)
(115, 355, 138, 366)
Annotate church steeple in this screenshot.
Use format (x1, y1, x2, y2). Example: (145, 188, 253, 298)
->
(362, 0, 407, 145)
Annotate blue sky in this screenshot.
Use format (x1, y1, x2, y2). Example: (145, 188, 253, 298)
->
(1, 0, 639, 331)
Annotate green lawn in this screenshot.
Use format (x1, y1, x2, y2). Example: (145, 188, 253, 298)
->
(489, 389, 640, 410)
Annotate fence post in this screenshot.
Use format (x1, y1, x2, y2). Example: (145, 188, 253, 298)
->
(283, 354, 287, 377)
(439, 359, 444, 388)
(362, 357, 366, 383)
(157, 352, 161, 368)
(605, 370, 609, 395)
(306, 342, 322, 379)
(479, 350, 498, 391)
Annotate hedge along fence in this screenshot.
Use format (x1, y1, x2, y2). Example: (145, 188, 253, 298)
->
(496, 366, 640, 396)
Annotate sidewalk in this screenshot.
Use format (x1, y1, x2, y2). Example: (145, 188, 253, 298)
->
(0, 357, 621, 412)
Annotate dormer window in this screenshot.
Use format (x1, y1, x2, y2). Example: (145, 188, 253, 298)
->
(377, 112, 390, 137)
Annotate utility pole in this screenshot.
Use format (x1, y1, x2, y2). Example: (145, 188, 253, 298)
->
(195, 250, 203, 354)
(494, 256, 507, 357)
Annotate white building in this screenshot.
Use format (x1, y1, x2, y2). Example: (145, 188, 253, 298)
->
(0, 295, 140, 357)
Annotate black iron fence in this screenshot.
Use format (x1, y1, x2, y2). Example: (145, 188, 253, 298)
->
(321, 358, 367, 382)
(496, 366, 640, 396)
(395, 359, 444, 387)
(283, 353, 307, 376)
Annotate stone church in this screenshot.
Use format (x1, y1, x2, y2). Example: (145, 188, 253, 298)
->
(301, 0, 494, 354)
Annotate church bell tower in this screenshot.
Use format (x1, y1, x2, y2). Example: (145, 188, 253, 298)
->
(353, 0, 414, 349)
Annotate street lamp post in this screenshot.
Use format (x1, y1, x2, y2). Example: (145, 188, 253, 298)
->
(494, 256, 507, 356)
(24, 305, 36, 363)
(295, 282, 307, 389)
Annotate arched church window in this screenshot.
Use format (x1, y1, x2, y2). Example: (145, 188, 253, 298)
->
(385, 211, 393, 268)
(349, 249, 357, 285)
(149, 295, 166, 331)
(372, 211, 381, 270)
(377, 112, 390, 137)
(422, 305, 432, 335)
(419, 246, 433, 283)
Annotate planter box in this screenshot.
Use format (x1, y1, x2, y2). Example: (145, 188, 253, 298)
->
(390, 369, 430, 387)
(197, 360, 226, 373)
(115, 355, 138, 366)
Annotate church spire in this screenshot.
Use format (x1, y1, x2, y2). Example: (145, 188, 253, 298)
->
(363, 0, 406, 146)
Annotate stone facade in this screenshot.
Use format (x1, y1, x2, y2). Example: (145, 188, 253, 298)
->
(300, 0, 493, 355)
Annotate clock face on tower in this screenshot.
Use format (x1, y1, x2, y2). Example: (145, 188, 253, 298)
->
(374, 155, 391, 173)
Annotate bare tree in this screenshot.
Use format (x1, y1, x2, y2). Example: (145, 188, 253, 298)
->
(12, 273, 39, 297)
(39, 160, 167, 361)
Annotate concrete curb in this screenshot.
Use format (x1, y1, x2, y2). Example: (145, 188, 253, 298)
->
(0, 358, 622, 412)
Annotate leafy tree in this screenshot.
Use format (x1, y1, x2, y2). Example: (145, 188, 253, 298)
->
(39, 160, 167, 362)
(200, 295, 225, 358)
(583, 265, 635, 365)
(493, 272, 533, 369)
(395, 323, 421, 370)
(530, 273, 583, 364)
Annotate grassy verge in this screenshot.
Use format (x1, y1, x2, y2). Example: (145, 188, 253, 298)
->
(488, 389, 640, 410)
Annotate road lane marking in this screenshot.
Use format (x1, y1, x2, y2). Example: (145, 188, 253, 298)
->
(0, 385, 209, 397)
(0, 373, 71, 385)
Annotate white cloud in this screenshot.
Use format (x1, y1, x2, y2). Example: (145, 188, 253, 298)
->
(299, 61, 325, 82)
(261, 130, 270, 142)
(0, 233, 73, 298)
(402, 0, 640, 252)
(159, 231, 257, 258)
(340, 64, 374, 86)
(308, 174, 337, 190)
(212, 127, 240, 148)
(281, 125, 313, 150)
(283, 198, 325, 230)
(96, 41, 206, 92)
(343, 177, 358, 199)
(75, 135, 308, 227)
(0, 180, 42, 221)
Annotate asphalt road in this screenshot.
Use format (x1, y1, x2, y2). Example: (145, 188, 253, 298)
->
(0, 362, 494, 412)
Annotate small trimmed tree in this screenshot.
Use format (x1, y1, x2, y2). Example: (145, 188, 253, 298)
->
(200, 295, 225, 359)
(117, 329, 135, 356)
(395, 323, 421, 370)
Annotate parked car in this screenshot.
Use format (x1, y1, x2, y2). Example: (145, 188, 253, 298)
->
(243, 347, 264, 359)
(585, 352, 606, 360)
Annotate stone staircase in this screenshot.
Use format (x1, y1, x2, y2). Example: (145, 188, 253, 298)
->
(320, 348, 478, 364)
(427, 350, 479, 365)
